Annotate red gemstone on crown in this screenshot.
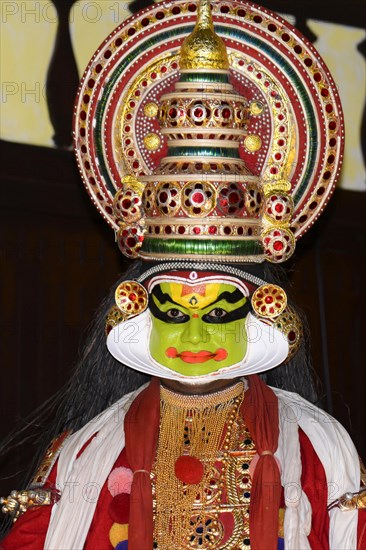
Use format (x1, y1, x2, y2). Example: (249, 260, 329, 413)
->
(274, 240, 284, 251)
(122, 199, 132, 209)
(193, 107, 204, 118)
(192, 192, 205, 204)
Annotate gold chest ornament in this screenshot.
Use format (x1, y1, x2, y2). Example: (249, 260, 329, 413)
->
(152, 382, 256, 549)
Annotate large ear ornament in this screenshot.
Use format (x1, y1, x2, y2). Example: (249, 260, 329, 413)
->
(105, 281, 148, 335)
(251, 284, 302, 360)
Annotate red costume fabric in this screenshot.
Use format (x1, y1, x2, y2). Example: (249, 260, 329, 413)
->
(1, 379, 365, 549)
(0, 430, 337, 550)
(124, 377, 160, 550)
(241, 375, 281, 550)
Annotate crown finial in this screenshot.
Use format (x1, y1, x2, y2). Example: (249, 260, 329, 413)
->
(179, 0, 229, 70)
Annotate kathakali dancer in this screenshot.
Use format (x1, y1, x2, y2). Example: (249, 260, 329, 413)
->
(1, 1, 365, 548)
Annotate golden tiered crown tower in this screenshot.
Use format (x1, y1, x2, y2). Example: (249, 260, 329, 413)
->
(117, 0, 268, 262)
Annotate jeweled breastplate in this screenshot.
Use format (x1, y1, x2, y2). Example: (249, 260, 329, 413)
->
(152, 382, 256, 549)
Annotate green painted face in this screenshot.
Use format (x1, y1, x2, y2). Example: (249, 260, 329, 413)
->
(149, 281, 249, 376)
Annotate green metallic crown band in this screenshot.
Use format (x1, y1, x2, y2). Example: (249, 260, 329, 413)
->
(141, 237, 263, 256)
(179, 72, 229, 83)
(167, 146, 239, 158)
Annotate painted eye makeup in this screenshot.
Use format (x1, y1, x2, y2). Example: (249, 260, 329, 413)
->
(165, 309, 190, 323)
(149, 286, 250, 324)
(205, 308, 228, 320)
(202, 302, 250, 324)
(149, 295, 190, 324)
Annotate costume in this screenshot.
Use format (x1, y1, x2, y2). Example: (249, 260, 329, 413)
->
(1, 1, 365, 549)
(1, 382, 364, 549)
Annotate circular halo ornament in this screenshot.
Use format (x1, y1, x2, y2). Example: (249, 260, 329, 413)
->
(264, 193, 294, 224)
(262, 227, 296, 263)
(117, 224, 145, 259)
(251, 284, 287, 318)
(113, 188, 142, 224)
(74, 0, 344, 258)
(114, 281, 148, 318)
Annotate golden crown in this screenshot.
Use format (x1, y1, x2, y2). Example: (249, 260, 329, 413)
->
(74, 0, 344, 264)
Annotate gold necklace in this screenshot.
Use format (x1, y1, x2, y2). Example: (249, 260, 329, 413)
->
(153, 381, 245, 549)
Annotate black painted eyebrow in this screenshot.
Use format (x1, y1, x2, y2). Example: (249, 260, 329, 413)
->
(202, 301, 251, 324)
(206, 288, 245, 308)
(149, 285, 250, 324)
(149, 290, 190, 324)
(150, 285, 182, 307)
(151, 285, 245, 309)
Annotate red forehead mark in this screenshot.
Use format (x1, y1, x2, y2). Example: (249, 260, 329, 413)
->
(181, 284, 206, 297)
(192, 313, 199, 318)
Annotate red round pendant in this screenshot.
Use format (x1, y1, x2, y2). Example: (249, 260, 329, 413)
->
(174, 455, 204, 485)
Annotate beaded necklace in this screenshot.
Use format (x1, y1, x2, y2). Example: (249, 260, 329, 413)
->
(152, 381, 256, 549)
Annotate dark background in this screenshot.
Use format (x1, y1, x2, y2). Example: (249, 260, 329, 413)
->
(1, 0, 365, 497)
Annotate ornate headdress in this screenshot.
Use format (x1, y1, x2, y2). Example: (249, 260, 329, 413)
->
(74, 0, 343, 265)
(73, 0, 343, 375)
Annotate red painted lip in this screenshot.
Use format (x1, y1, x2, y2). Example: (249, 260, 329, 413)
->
(165, 347, 228, 364)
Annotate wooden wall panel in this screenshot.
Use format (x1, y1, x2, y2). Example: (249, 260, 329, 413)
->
(289, 190, 366, 456)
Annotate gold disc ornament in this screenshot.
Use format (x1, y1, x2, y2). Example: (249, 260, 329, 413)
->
(251, 284, 287, 318)
(115, 281, 148, 318)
